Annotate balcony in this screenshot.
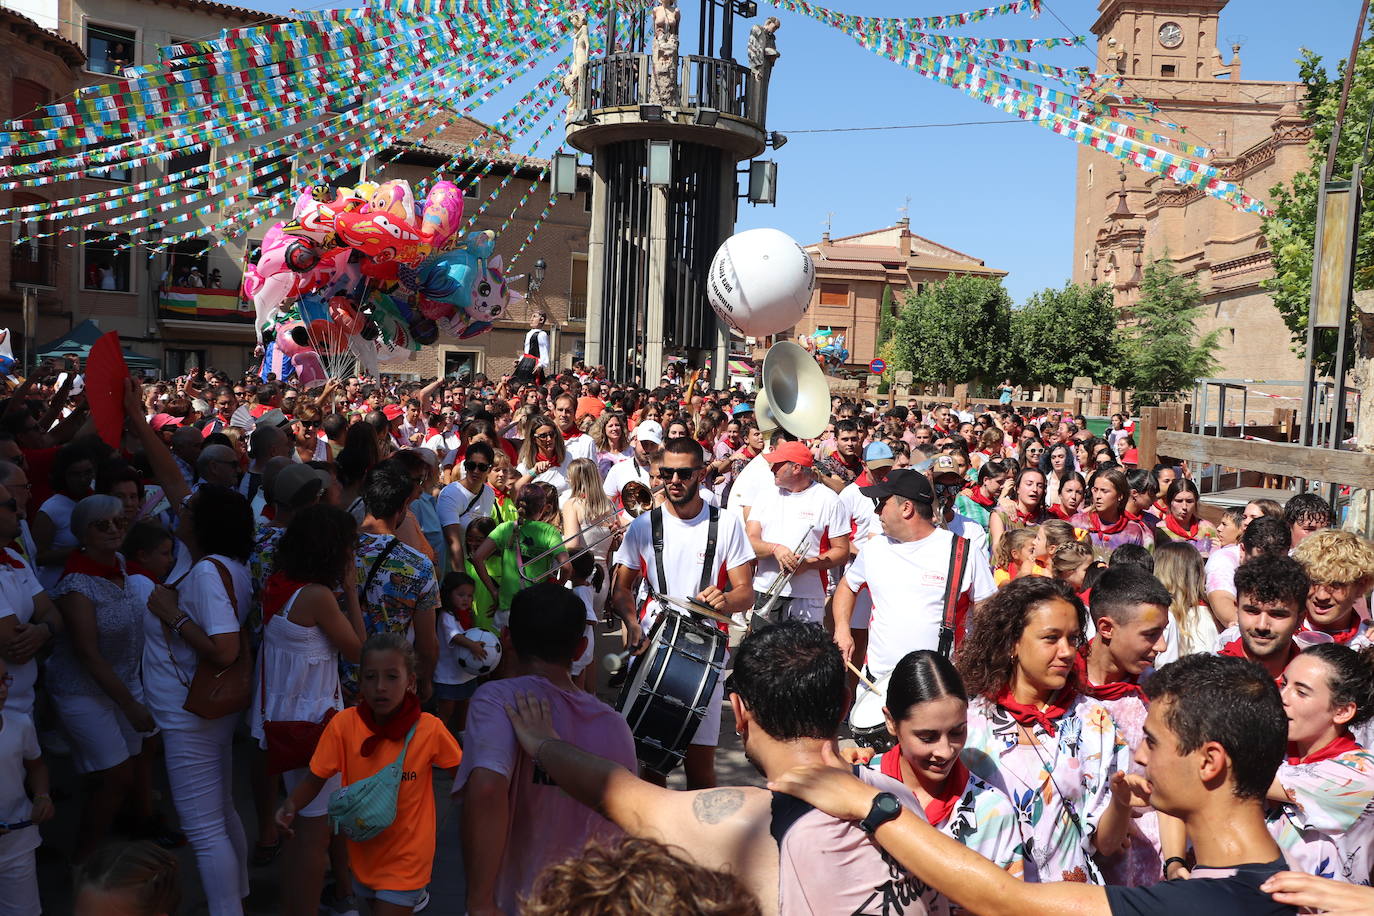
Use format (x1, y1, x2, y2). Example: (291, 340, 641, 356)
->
(566, 53, 766, 160)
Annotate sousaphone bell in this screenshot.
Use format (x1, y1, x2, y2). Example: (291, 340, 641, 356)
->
(755, 341, 830, 439)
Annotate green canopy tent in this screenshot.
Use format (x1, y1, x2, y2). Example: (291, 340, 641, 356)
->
(36, 319, 160, 372)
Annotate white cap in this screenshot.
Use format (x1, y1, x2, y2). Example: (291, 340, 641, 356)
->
(635, 420, 664, 445)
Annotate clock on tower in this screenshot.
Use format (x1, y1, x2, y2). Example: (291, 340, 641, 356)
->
(1158, 21, 1183, 48)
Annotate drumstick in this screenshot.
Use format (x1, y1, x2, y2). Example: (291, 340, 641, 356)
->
(845, 659, 879, 694)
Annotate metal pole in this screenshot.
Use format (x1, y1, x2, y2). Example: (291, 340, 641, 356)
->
(1324, 0, 1372, 181)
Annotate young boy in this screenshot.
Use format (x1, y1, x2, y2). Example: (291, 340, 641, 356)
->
(1074, 566, 1172, 886)
(0, 659, 54, 916)
(1293, 528, 1374, 648)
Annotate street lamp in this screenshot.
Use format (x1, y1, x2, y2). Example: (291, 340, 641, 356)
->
(552, 152, 578, 198)
(530, 258, 547, 294)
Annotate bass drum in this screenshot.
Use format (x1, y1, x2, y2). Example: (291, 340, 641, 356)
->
(616, 610, 728, 777)
(848, 669, 896, 753)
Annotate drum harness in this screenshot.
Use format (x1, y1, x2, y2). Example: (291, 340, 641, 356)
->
(860, 533, 971, 686)
(648, 504, 720, 613)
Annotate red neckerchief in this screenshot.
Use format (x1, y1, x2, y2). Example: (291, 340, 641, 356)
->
(1049, 503, 1074, 521)
(1073, 643, 1146, 702)
(740, 446, 758, 461)
(261, 571, 311, 625)
(992, 686, 1075, 736)
(0, 548, 24, 570)
(1087, 511, 1129, 536)
(1123, 509, 1145, 523)
(492, 487, 510, 507)
(1219, 637, 1299, 682)
(1154, 499, 1169, 515)
(64, 550, 124, 583)
(1286, 735, 1360, 766)
(854, 468, 874, 488)
(357, 691, 422, 757)
(560, 426, 581, 442)
(1163, 513, 1199, 540)
(1077, 586, 1093, 609)
(1311, 616, 1364, 645)
(969, 487, 996, 508)
(536, 451, 556, 463)
(1014, 504, 1044, 525)
(125, 560, 163, 583)
(879, 747, 970, 826)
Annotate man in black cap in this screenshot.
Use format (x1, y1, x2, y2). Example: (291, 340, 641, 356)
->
(831, 469, 994, 680)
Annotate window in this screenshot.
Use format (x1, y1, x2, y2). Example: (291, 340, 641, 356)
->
(819, 283, 848, 307)
(1087, 164, 1093, 188)
(85, 24, 136, 75)
(83, 230, 133, 292)
(10, 194, 55, 289)
(167, 240, 209, 287)
(166, 146, 210, 191)
(584, 190, 593, 213)
(12, 79, 47, 120)
(87, 137, 133, 183)
(569, 253, 589, 320)
(454, 173, 480, 202)
(165, 348, 206, 377)
(444, 350, 479, 379)
(1160, 64, 1176, 77)
(252, 154, 293, 199)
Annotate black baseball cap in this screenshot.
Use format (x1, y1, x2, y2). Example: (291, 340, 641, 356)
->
(859, 468, 933, 504)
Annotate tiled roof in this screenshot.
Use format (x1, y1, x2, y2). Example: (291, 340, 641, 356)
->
(2, 6, 85, 67)
(142, 0, 290, 24)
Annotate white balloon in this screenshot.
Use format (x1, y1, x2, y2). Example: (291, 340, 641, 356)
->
(707, 228, 815, 337)
(455, 627, 502, 676)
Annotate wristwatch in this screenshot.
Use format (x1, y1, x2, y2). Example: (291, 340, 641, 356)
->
(858, 791, 902, 834)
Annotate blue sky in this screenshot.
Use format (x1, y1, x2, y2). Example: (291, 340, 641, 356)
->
(248, 0, 1355, 305)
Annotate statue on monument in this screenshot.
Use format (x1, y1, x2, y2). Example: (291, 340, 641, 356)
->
(561, 8, 590, 117)
(650, 0, 680, 106)
(747, 16, 780, 121)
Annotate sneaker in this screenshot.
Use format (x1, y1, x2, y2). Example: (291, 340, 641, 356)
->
(319, 896, 360, 916)
(412, 888, 431, 913)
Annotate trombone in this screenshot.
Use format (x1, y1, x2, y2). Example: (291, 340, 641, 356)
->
(752, 525, 814, 625)
(522, 479, 664, 568)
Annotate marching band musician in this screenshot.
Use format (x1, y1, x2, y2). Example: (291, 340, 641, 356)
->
(609, 437, 756, 790)
(833, 470, 995, 681)
(745, 441, 850, 625)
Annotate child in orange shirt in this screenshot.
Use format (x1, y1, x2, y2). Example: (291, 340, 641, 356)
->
(276, 633, 461, 914)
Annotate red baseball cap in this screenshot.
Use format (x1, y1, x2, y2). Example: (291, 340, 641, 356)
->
(150, 413, 183, 431)
(382, 404, 404, 422)
(765, 441, 814, 468)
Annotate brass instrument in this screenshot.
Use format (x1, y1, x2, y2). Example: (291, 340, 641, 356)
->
(752, 524, 814, 625)
(522, 479, 664, 568)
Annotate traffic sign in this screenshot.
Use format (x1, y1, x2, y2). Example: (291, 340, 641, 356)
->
(869, 358, 886, 374)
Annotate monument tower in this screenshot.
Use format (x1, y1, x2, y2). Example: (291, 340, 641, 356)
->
(564, 1, 778, 385)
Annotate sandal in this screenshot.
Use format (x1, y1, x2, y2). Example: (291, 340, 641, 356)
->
(250, 839, 283, 866)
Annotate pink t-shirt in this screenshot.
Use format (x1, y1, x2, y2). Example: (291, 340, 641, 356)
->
(455, 675, 638, 913)
(775, 767, 936, 915)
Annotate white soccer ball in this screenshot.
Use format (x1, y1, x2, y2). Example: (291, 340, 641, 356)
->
(455, 627, 502, 676)
(707, 228, 814, 337)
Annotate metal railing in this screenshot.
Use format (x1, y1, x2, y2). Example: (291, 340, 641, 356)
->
(580, 53, 761, 124)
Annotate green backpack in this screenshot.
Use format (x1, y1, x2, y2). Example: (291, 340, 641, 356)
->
(327, 723, 418, 841)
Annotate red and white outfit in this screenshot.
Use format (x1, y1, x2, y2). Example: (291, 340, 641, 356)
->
(749, 481, 848, 624)
(837, 478, 880, 627)
(844, 528, 995, 680)
(611, 503, 754, 747)
(1267, 737, 1374, 884)
(560, 427, 598, 463)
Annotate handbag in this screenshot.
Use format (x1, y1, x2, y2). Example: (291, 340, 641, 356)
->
(164, 558, 254, 720)
(261, 586, 339, 774)
(327, 722, 418, 841)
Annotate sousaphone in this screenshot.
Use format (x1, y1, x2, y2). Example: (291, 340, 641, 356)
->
(755, 341, 830, 439)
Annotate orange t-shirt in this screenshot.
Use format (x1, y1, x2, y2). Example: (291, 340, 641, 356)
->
(575, 396, 606, 420)
(310, 708, 462, 891)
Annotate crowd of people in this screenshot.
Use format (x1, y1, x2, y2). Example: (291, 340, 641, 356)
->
(0, 357, 1372, 916)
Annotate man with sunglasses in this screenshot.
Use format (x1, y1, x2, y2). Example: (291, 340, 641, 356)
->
(832, 469, 994, 681)
(439, 442, 496, 572)
(610, 437, 755, 790)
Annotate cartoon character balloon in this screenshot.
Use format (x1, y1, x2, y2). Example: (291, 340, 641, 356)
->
(418, 180, 464, 252)
(272, 319, 327, 389)
(409, 229, 496, 308)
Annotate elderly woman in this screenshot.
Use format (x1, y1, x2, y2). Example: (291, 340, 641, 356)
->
(45, 494, 150, 862)
(144, 485, 254, 916)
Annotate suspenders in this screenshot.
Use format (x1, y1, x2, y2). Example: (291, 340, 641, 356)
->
(936, 535, 972, 659)
(649, 505, 720, 599)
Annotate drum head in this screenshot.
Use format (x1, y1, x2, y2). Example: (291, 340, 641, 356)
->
(848, 671, 891, 731)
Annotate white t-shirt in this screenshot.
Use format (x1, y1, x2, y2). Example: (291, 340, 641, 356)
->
(603, 457, 652, 501)
(517, 455, 573, 497)
(142, 554, 252, 731)
(0, 710, 40, 855)
(749, 481, 848, 599)
(945, 512, 991, 561)
(563, 434, 598, 464)
(726, 453, 773, 514)
(437, 479, 495, 532)
(434, 610, 467, 686)
(612, 502, 754, 629)
(838, 480, 879, 546)
(1205, 543, 1242, 596)
(0, 551, 43, 718)
(845, 528, 996, 679)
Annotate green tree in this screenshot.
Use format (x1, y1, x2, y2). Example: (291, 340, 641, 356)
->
(888, 275, 1011, 385)
(1116, 259, 1221, 407)
(1010, 282, 1121, 387)
(1262, 37, 1374, 371)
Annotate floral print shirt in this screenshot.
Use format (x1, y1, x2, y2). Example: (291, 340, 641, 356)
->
(1267, 749, 1374, 885)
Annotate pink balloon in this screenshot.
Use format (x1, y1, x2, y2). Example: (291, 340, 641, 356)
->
(419, 181, 464, 250)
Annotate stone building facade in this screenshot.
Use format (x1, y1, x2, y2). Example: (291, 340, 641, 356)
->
(778, 218, 1006, 372)
(1072, 0, 1314, 391)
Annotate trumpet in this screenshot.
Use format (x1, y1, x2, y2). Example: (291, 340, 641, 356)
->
(522, 479, 664, 568)
(753, 525, 814, 624)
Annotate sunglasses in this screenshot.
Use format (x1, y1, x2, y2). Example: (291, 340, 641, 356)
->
(92, 516, 128, 534)
(659, 466, 700, 480)
(464, 461, 492, 472)
(298, 420, 320, 429)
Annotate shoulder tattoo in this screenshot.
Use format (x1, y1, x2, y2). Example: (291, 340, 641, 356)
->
(692, 788, 746, 825)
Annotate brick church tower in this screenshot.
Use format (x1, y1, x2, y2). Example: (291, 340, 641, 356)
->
(1071, 0, 1314, 390)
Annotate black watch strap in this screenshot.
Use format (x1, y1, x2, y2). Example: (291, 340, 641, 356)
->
(858, 791, 902, 834)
